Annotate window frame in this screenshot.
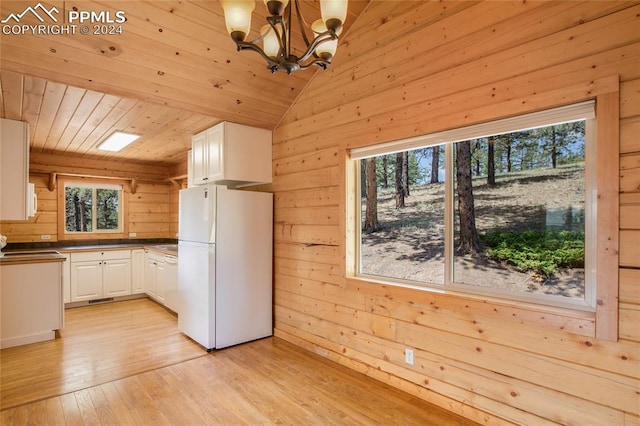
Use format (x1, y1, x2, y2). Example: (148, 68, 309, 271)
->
(346, 92, 619, 341)
(57, 177, 129, 240)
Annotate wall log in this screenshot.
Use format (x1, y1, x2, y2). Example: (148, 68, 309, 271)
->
(273, 2, 640, 423)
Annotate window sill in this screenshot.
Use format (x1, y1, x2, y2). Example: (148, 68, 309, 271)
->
(346, 275, 596, 338)
(61, 233, 128, 241)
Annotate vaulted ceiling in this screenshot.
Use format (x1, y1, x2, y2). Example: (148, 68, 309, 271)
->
(0, 0, 369, 165)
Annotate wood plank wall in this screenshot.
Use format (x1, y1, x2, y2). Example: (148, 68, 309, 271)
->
(0, 153, 177, 242)
(270, 2, 640, 425)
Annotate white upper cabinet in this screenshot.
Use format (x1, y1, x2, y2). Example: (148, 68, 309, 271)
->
(191, 132, 208, 186)
(0, 118, 34, 220)
(190, 122, 272, 187)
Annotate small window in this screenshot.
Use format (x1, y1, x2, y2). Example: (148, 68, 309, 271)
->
(351, 102, 597, 311)
(64, 182, 123, 234)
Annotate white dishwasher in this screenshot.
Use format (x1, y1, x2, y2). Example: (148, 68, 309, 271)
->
(163, 254, 179, 313)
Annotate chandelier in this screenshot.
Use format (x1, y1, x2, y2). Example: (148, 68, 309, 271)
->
(221, 0, 348, 74)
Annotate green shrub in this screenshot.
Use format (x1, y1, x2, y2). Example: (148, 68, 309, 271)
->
(479, 230, 584, 276)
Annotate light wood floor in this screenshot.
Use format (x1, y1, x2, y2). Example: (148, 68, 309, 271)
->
(1, 298, 476, 425)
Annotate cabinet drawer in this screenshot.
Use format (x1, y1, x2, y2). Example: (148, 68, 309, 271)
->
(146, 251, 165, 263)
(71, 249, 131, 262)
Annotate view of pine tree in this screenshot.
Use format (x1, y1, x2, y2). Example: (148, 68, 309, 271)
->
(430, 146, 439, 183)
(380, 155, 389, 188)
(65, 185, 120, 233)
(402, 151, 410, 197)
(363, 158, 378, 233)
(395, 152, 405, 208)
(503, 135, 513, 172)
(97, 189, 119, 230)
(472, 141, 482, 176)
(360, 162, 367, 198)
(360, 122, 583, 245)
(534, 122, 584, 169)
(65, 187, 92, 232)
(463, 122, 584, 178)
(487, 136, 496, 185)
(360, 119, 587, 299)
(455, 140, 480, 254)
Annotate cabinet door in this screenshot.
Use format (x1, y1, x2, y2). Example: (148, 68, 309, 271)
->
(187, 149, 195, 188)
(0, 119, 30, 220)
(102, 258, 132, 297)
(70, 261, 102, 302)
(61, 253, 71, 304)
(163, 256, 178, 312)
(145, 255, 157, 297)
(191, 131, 208, 185)
(205, 124, 224, 182)
(155, 261, 166, 303)
(131, 249, 146, 294)
(224, 122, 272, 184)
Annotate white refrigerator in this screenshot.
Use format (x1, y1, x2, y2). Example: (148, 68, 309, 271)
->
(177, 184, 273, 351)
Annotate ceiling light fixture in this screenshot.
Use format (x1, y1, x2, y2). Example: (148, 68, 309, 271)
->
(221, 0, 348, 74)
(97, 131, 140, 152)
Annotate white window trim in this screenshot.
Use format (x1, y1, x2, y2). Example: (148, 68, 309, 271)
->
(350, 101, 597, 312)
(64, 181, 123, 191)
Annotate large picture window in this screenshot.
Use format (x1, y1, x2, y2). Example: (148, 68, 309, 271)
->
(351, 102, 598, 311)
(63, 182, 123, 234)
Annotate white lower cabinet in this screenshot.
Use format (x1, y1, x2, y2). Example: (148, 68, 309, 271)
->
(162, 254, 178, 312)
(145, 251, 165, 303)
(61, 253, 71, 304)
(1, 261, 63, 348)
(70, 250, 131, 302)
(71, 260, 101, 301)
(102, 258, 132, 297)
(131, 249, 146, 294)
(66, 247, 176, 307)
(145, 251, 178, 311)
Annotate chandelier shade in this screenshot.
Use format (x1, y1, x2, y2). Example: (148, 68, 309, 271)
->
(221, 0, 348, 74)
(220, 0, 255, 41)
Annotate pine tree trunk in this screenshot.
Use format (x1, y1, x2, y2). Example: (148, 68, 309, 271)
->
(474, 141, 482, 176)
(551, 127, 558, 168)
(402, 151, 410, 196)
(74, 195, 82, 231)
(363, 158, 378, 233)
(456, 141, 480, 254)
(360, 159, 367, 198)
(381, 155, 389, 188)
(395, 153, 405, 208)
(487, 136, 496, 185)
(430, 146, 439, 183)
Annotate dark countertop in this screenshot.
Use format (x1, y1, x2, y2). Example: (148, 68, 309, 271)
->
(2, 239, 179, 258)
(55, 244, 178, 255)
(4, 238, 177, 251)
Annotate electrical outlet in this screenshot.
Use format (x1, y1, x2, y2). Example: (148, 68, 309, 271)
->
(129, 232, 137, 237)
(41, 234, 51, 240)
(405, 348, 414, 365)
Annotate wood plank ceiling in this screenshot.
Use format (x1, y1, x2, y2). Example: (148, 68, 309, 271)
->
(0, 0, 369, 165)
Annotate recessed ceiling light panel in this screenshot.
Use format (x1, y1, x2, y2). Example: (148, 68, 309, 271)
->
(98, 131, 141, 152)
